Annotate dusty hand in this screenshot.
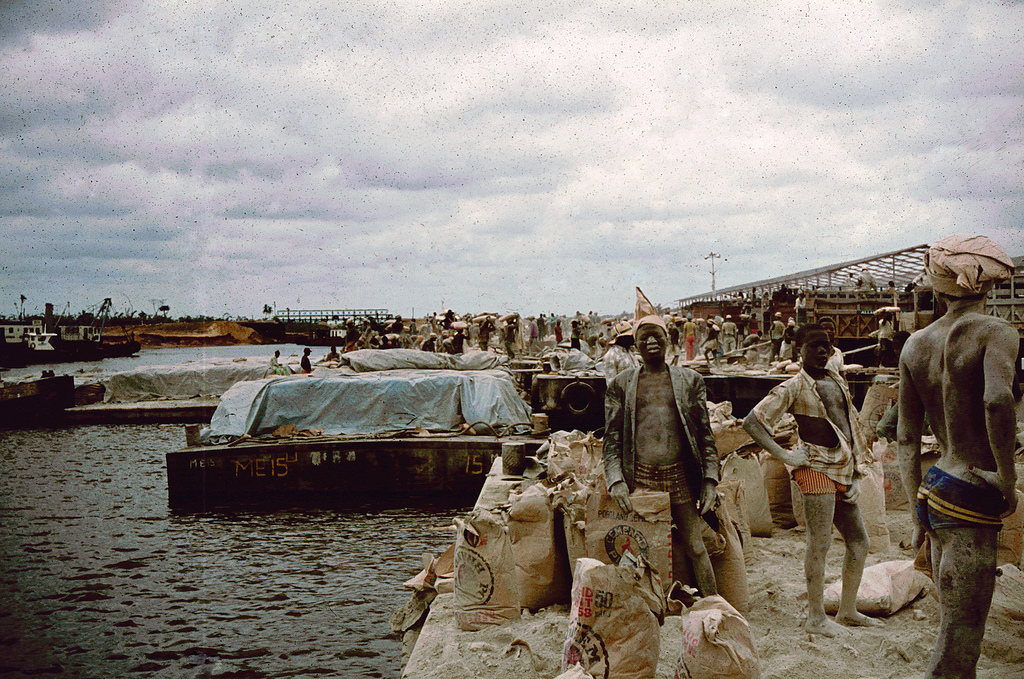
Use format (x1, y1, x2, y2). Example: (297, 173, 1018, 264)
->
(840, 477, 860, 504)
(699, 480, 718, 516)
(778, 444, 810, 469)
(609, 480, 633, 514)
(968, 466, 1019, 517)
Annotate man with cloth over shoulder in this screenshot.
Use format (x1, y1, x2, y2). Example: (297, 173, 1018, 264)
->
(743, 323, 881, 636)
(603, 288, 720, 596)
(898, 234, 1019, 679)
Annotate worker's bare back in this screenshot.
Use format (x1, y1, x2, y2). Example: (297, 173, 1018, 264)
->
(902, 310, 1019, 473)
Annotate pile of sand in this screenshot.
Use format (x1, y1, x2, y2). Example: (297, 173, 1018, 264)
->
(402, 506, 1024, 679)
(106, 321, 271, 346)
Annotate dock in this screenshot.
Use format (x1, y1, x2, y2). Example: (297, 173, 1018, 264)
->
(65, 398, 220, 425)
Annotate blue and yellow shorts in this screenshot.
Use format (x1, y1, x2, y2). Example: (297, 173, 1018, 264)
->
(916, 466, 1007, 531)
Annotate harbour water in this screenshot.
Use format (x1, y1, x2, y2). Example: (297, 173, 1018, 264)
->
(0, 347, 469, 678)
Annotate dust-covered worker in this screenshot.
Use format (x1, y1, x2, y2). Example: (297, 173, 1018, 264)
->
(898, 234, 1019, 679)
(743, 323, 881, 637)
(603, 310, 720, 596)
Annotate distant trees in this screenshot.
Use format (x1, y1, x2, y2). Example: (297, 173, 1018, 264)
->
(263, 304, 273, 317)
(158, 304, 170, 318)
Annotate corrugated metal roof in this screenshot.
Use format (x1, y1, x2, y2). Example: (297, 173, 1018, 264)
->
(677, 244, 931, 306)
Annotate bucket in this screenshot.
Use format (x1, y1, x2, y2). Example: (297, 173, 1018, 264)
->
(532, 413, 550, 436)
(501, 442, 527, 476)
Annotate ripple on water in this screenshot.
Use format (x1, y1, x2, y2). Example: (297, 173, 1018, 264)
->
(0, 424, 467, 678)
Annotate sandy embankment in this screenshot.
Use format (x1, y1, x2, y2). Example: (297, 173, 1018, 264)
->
(404, 504, 1024, 679)
(103, 321, 273, 347)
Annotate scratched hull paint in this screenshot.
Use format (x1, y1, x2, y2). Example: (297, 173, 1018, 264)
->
(166, 436, 536, 510)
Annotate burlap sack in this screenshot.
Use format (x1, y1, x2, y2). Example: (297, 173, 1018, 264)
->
(549, 430, 604, 481)
(563, 557, 662, 679)
(674, 595, 761, 679)
(760, 454, 796, 529)
(718, 479, 753, 565)
(550, 476, 589, 576)
(721, 452, 773, 537)
(705, 499, 750, 614)
(555, 665, 596, 679)
(991, 563, 1024, 620)
(997, 489, 1024, 568)
(508, 484, 571, 610)
(875, 439, 907, 509)
(858, 460, 890, 553)
(585, 480, 672, 592)
(453, 508, 521, 631)
(824, 560, 930, 616)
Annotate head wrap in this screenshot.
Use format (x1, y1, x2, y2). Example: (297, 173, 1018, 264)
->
(925, 235, 1014, 298)
(634, 287, 668, 333)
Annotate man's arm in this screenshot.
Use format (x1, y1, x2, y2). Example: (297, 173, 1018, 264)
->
(896, 351, 925, 533)
(971, 323, 1019, 515)
(602, 374, 632, 513)
(690, 375, 721, 514)
(742, 411, 809, 468)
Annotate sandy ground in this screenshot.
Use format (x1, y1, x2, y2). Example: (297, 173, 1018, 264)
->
(402, 505, 1024, 679)
(104, 321, 270, 346)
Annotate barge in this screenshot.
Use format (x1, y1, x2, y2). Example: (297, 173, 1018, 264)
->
(165, 434, 541, 511)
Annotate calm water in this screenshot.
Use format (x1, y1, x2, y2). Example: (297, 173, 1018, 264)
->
(0, 421, 466, 677)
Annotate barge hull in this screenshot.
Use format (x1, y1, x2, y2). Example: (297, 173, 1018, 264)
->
(165, 436, 533, 511)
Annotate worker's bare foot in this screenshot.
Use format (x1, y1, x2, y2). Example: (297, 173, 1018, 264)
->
(804, 616, 848, 637)
(836, 610, 884, 628)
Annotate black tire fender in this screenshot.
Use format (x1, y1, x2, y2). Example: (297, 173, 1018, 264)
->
(560, 379, 597, 416)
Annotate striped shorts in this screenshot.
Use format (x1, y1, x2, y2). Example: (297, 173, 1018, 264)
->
(793, 467, 849, 495)
(635, 460, 693, 505)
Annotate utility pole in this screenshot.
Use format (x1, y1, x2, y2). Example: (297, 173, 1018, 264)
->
(704, 252, 721, 293)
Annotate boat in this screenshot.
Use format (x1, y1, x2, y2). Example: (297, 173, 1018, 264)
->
(0, 299, 141, 366)
(166, 434, 541, 510)
(164, 354, 537, 510)
(0, 374, 75, 428)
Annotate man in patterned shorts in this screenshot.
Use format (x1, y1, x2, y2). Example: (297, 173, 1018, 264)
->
(744, 323, 882, 636)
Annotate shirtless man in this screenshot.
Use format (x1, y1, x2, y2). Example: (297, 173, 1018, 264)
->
(604, 316, 720, 595)
(897, 235, 1018, 679)
(744, 324, 881, 636)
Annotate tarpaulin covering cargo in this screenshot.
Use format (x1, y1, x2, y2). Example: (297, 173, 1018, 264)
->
(207, 369, 531, 441)
(342, 349, 503, 372)
(102, 360, 272, 403)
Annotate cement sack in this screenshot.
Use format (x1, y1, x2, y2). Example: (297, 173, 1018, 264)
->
(824, 560, 930, 616)
(453, 509, 521, 631)
(550, 477, 588, 574)
(704, 498, 750, 614)
(714, 421, 753, 458)
(718, 479, 753, 565)
(997, 489, 1024, 567)
(555, 665, 596, 679)
(991, 563, 1024, 620)
(548, 430, 603, 482)
(857, 382, 898, 444)
(721, 453, 773, 537)
(760, 454, 797, 529)
(674, 595, 761, 679)
(585, 480, 673, 593)
(562, 557, 662, 679)
(508, 484, 570, 610)
(858, 460, 891, 553)
(874, 439, 907, 509)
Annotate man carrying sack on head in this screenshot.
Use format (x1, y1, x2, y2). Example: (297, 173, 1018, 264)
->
(603, 287, 721, 596)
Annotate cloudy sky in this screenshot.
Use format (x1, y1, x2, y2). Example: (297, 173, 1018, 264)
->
(1, 0, 1022, 320)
